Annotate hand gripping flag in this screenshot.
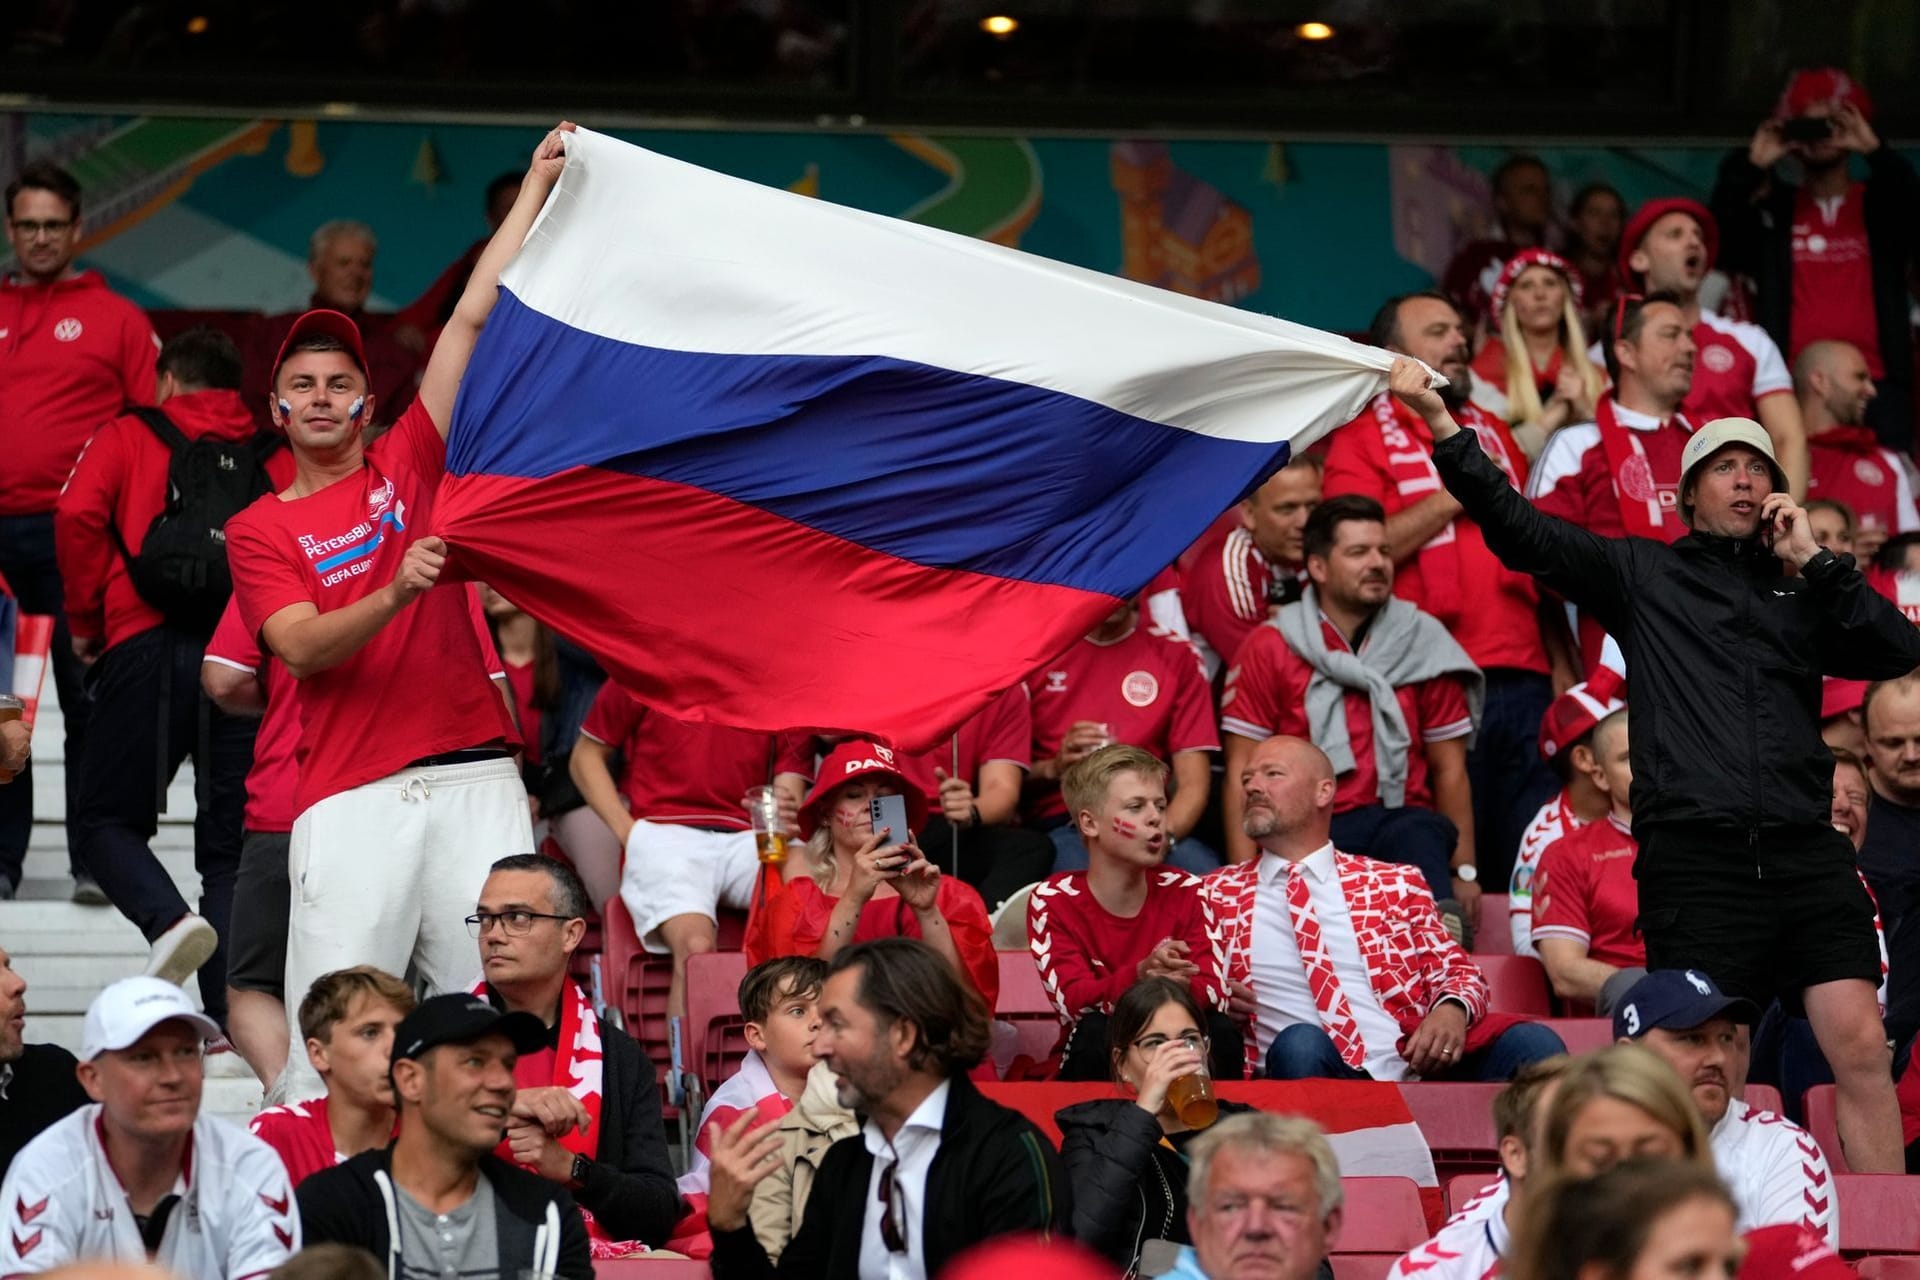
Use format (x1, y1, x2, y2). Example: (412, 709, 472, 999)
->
(435, 128, 1405, 750)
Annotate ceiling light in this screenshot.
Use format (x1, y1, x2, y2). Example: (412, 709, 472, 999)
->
(1296, 21, 1335, 40)
(980, 15, 1019, 36)
(186, 14, 209, 34)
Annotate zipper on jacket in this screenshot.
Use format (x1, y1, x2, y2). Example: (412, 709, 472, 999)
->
(1749, 826, 1761, 881)
(1742, 560, 1765, 873)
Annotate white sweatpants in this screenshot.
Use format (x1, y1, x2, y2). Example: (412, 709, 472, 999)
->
(281, 757, 532, 1096)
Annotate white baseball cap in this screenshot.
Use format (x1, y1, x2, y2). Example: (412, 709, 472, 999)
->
(1679, 417, 1786, 525)
(81, 976, 220, 1061)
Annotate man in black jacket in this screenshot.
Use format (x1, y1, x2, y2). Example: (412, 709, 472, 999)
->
(1389, 356, 1920, 1174)
(297, 993, 592, 1280)
(470, 853, 680, 1247)
(706, 936, 1068, 1278)
(0, 944, 88, 1170)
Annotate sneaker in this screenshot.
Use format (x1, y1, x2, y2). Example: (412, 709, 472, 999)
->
(70, 874, 109, 906)
(144, 914, 218, 986)
(0, 874, 14, 901)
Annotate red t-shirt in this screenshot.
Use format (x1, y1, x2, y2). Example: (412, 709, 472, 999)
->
(744, 875, 998, 1006)
(1024, 621, 1219, 821)
(1220, 620, 1473, 812)
(1683, 311, 1794, 425)
(248, 1096, 343, 1187)
(204, 596, 299, 834)
(0, 270, 159, 517)
(1530, 813, 1645, 969)
(1181, 524, 1285, 674)
(1322, 394, 1545, 674)
(774, 686, 1033, 799)
(502, 658, 544, 767)
(226, 401, 519, 817)
(1807, 427, 1918, 538)
(578, 682, 774, 830)
(1025, 867, 1224, 1021)
(1790, 184, 1883, 377)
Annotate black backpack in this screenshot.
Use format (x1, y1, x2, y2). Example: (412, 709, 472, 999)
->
(110, 406, 280, 636)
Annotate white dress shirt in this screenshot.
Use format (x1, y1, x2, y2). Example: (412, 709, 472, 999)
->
(1249, 843, 1411, 1081)
(857, 1078, 950, 1280)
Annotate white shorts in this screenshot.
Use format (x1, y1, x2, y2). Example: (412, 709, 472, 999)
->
(282, 757, 533, 1093)
(618, 820, 758, 953)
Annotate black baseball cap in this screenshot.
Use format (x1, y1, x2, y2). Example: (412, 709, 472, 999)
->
(392, 993, 547, 1064)
(1612, 970, 1762, 1040)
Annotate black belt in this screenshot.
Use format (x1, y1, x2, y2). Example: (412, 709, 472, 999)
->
(403, 746, 510, 769)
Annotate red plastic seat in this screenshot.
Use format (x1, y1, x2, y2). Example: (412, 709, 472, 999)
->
(1803, 1084, 1849, 1174)
(1445, 1171, 1501, 1218)
(1473, 894, 1514, 956)
(1537, 1018, 1614, 1054)
(593, 1260, 712, 1280)
(1741, 1083, 1784, 1115)
(1335, 1177, 1430, 1253)
(1476, 955, 1552, 1016)
(1399, 1083, 1501, 1179)
(1858, 1256, 1920, 1278)
(1331, 1255, 1401, 1280)
(996, 949, 1064, 1067)
(1836, 1174, 1920, 1255)
(683, 950, 751, 1094)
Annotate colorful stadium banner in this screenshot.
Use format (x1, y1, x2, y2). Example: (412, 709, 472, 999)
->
(431, 127, 1397, 748)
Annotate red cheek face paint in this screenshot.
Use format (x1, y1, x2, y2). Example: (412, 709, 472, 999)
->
(1112, 817, 1139, 838)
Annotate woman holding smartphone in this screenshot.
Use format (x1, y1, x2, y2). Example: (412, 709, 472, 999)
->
(743, 738, 1000, 1004)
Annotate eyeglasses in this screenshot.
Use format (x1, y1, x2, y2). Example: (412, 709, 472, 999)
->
(877, 1160, 907, 1254)
(9, 219, 73, 239)
(464, 910, 575, 938)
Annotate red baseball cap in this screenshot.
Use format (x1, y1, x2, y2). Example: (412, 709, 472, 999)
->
(939, 1235, 1115, 1280)
(1539, 668, 1626, 761)
(1821, 677, 1868, 721)
(1736, 1224, 1855, 1280)
(1779, 67, 1874, 122)
(1488, 248, 1584, 325)
(272, 309, 370, 386)
(1618, 197, 1720, 286)
(797, 739, 928, 841)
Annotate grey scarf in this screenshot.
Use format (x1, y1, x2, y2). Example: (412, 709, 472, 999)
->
(1274, 587, 1485, 807)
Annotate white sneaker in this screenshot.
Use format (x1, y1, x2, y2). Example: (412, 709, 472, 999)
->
(144, 914, 218, 986)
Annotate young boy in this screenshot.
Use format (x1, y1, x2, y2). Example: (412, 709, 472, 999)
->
(1026, 744, 1238, 1079)
(249, 966, 416, 1184)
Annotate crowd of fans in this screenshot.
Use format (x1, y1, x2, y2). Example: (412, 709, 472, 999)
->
(3, 67, 1920, 1279)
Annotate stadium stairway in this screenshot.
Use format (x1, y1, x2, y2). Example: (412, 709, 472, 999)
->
(3, 681, 264, 1127)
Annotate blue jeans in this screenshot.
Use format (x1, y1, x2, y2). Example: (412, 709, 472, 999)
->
(1467, 670, 1559, 892)
(1327, 804, 1457, 901)
(1263, 1020, 1566, 1082)
(1045, 820, 1220, 875)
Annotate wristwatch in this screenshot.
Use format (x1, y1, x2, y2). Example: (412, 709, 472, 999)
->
(570, 1154, 592, 1189)
(1452, 864, 1478, 884)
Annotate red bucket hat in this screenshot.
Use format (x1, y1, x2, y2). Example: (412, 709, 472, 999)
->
(1539, 668, 1626, 761)
(797, 739, 929, 841)
(1618, 197, 1720, 286)
(1488, 248, 1585, 326)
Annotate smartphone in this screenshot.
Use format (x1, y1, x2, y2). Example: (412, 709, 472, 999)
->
(1782, 116, 1834, 144)
(870, 794, 911, 851)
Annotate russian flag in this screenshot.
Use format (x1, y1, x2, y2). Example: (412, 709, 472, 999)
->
(434, 128, 1399, 749)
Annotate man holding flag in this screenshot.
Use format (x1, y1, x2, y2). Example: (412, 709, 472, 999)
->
(226, 123, 572, 1096)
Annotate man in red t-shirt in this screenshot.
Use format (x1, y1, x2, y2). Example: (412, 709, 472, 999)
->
(570, 681, 781, 1019)
(1220, 496, 1482, 928)
(1024, 600, 1220, 875)
(1326, 290, 1563, 894)
(1796, 340, 1915, 565)
(1441, 154, 1556, 324)
(226, 125, 569, 1097)
(1182, 459, 1320, 678)
(54, 327, 283, 1031)
(0, 161, 160, 903)
(1530, 708, 1646, 1015)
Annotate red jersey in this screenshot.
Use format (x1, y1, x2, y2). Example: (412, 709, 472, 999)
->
(1684, 311, 1794, 425)
(578, 683, 774, 830)
(205, 597, 299, 834)
(502, 658, 544, 766)
(1790, 184, 1882, 377)
(1025, 866, 1225, 1021)
(0, 270, 159, 517)
(774, 686, 1032, 798)
(1323, 394, 1545, 673)
(1182, 524, 1290, 674)
(248, 1096, 344, 1186)
(226, 401, 519, 817)
(1220, 619, 1473, 812)
(1469, 336, 1564, 406)
(1530, 813, 1645, 969)
(744, 875, 998, 1005)
(1806, 427, 1918, 538)
(1024, 620, 1219, 821)
(55, 389, 291, 649)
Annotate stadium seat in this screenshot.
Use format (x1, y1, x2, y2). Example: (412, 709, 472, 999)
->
(682, 950, 751, 1109)
(1803, 1084, 1849, 1174)
(1473, 894, 1514, 955)
(991, 882, 1041, 950)
(1446, 1171, 1500, 1218)
(1336, 1177, 1430, 1253)
(1400, 1083, 1501, 1180)
(1836, 1174, 1920, 1255)
(1330, 1255, 1401, 1280)
(1742, 1083, 1784, 1115)
(1858, 1256, 1920, 1279)
(1476, 956, 1551, 1015)
(592, 1260, 711, 1280)
(996, 948, 1064, 1067)
(1536, 1018, 1614, 1054)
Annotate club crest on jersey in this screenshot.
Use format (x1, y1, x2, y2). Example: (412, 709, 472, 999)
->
(1701, 343, 1736, 374)
(1122, 670, 1160, 707)
(1044, 671, 1068, 693)
(52, 318, 82, 342)
(367, 478, 396, 519)
(1855, 458, 1885, 486)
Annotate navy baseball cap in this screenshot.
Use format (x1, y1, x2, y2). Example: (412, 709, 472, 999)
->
(1613, 970, 1762, 1039)
(392, 993, 546, 1064)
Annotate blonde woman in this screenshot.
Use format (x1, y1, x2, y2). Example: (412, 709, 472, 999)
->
(1535, 1044, 1713, 1178)
(1471, 249, 1606, 456)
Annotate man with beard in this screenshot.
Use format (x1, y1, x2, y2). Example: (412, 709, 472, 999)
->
(1326, 291, 1561, 895)
(703, 937, 1067, 1279)
(0, 944, 88, 1167)
(1860, 676, 1920, 1054)
(1797, 340, 1915, 565)
(1221, 497, 1482, 930)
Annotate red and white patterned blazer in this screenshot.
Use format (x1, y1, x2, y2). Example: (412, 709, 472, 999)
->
(1203, 851, 1494, 1078)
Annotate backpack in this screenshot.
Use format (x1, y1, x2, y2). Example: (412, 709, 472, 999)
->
(110, 406, 280, 636)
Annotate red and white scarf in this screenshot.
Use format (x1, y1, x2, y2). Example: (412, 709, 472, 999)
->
(1375, 393, 1525, 623)
(1594, 398, 1690, 542)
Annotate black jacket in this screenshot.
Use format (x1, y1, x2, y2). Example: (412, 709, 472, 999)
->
(1711, 145, 1920, 391)
(0, 1043, 89, 1172)
(1058, 1098, 1252, 1268)
(1435, 428, 1920, 844)
(709, 1072, 1070, 1279)
(297, 1148, 592, 1280)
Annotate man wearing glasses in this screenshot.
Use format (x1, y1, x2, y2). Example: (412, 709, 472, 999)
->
(0, 161, 161, 905)
(705, 937, 1068, 1278)
(467, 853, 681, 1252)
